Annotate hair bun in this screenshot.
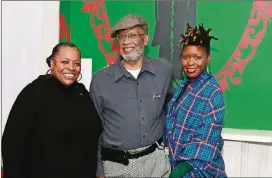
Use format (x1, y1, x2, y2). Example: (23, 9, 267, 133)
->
(46, 55, 53, 67)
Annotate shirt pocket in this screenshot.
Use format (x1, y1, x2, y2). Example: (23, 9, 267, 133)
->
(149, 92, 166, 117)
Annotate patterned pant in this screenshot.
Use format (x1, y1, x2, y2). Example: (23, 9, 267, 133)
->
(103, 148, 171, 177)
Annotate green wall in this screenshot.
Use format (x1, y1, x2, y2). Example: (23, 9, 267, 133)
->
(59, 1, 272, 131)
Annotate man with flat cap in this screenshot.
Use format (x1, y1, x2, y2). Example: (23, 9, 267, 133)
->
(90, 14, 172, 177)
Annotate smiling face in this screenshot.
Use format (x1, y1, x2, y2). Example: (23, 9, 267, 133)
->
(181, 45, 210, 80)
(50, 46, 81, 86)
(117, 26, 149, 61)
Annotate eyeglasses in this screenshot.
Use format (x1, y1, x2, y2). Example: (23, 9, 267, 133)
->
(117, 33, 145, 41)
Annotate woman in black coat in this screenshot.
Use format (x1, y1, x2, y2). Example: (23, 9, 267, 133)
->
(2, 42, 102, 178)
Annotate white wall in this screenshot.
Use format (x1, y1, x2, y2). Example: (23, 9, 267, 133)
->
(1, 1, 59, 132)
(223, 141, 272, 177)
(0, 0, 2, 136)
(222, 129, 272, 177)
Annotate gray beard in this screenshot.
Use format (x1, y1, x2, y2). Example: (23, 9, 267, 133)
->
(121, 45, 144, 61)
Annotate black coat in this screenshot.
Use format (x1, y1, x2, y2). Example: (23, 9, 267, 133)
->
(2, 75, 102, 178)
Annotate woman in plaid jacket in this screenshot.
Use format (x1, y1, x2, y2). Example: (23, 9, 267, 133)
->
(165, 24, 227, 178)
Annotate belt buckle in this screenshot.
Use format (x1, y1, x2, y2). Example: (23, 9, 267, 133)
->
(156, 141, 164, 150)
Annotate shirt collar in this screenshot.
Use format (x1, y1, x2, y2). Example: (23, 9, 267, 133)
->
(141, 56, 155, 75)
(182, 70, 211, 92)
(114, 56, 155, 82)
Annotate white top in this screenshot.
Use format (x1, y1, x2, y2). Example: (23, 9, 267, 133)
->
(222, 128, 272, 143)
(126, 68, 141, 79)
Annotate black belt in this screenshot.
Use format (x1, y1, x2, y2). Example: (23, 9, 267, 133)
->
(101, 138, 162, 165)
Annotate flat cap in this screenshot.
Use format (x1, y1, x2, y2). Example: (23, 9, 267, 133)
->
(111, 14, 148, 38)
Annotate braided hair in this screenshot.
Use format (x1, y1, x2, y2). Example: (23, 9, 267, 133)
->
(179, 23, 218, 55)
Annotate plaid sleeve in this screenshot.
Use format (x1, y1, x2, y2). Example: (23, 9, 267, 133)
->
(180, 89, 227, 178)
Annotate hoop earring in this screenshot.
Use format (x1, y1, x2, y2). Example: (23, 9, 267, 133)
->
(46, 69, 52, 78)
(206, 65, 210, 74)
(77, 73, 82, 81)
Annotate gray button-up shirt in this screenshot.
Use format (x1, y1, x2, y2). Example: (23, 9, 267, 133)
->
(90, 56, 173, 176)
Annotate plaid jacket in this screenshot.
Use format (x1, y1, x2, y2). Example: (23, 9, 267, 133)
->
(165, 71, 227, 178)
